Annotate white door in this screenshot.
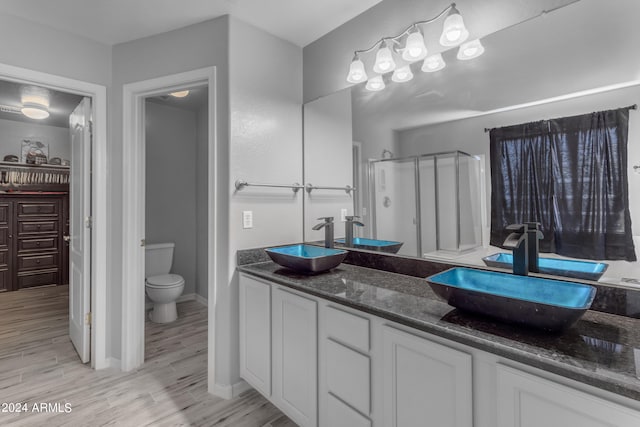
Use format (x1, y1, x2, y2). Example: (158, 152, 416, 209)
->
(68, 97, 92, 363)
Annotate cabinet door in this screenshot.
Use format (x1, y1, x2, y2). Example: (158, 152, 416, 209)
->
(496, 364, 640, 427)
(0, 201, 11, 291)
(239, 274, 271, 397)
(382, 325, 472, 427)
(272, 287, 318, 427)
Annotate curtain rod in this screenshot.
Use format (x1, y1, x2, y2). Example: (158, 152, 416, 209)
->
(483, 104, 638, 133)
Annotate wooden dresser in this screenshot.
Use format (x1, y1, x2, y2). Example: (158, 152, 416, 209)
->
(0, 162, 70, 292)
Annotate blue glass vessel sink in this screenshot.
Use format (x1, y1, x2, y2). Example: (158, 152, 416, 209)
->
(426, 267, 597, 331)
(335, 237, 403, 253)
(265, 244, 347, 274)
(483, 252, 608, 281)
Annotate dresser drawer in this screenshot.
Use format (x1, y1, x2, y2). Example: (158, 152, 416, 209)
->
(17, 201, 59, 217)
(17, 270, 58, 289)
(325, 305, 370, 353)
(17, 220, 59, 235)
(18, 253, 59, 271)
(18, 237, 58, 252)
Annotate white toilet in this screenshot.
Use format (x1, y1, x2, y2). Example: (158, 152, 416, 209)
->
(145, 242, 185, 323)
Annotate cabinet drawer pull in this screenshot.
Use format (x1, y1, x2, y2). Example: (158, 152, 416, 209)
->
(36, 260, 41, 264)
(36, 242, 40, 246)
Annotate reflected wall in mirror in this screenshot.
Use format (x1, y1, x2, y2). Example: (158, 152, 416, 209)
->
(302, 0, 640, 285)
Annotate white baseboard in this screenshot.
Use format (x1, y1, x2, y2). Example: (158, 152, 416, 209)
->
(211, 379, 251, 399)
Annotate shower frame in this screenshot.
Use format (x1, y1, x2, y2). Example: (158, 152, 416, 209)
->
(368, 150, 478, 257)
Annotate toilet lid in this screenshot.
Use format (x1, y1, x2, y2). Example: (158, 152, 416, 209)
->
(146, 273, 184, 287)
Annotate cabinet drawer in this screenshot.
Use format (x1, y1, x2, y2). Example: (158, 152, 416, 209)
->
(326, 339, 370, 415)
(325, 305, 370, 353)
(17, 201, 59, 217)
(17, 270, 58, 289)
(17, 220, 58, 235)
(18, 253, 59, 271)
(18, 237, 58, 252)
(326, 394, 371, 427)
(0, 203, 8, 224)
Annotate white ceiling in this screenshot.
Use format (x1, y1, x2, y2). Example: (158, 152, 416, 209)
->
(0, 0, 383, 47)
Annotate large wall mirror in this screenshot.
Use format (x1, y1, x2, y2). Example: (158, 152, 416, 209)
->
(302, 0, 640, 285)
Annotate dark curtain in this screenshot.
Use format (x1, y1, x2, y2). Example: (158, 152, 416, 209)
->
(490, 107, 636, 261)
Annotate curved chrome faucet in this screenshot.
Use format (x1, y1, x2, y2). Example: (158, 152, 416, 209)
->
(312, 217, 335, 248)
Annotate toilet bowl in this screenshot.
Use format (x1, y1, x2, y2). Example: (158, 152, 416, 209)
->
(145, 243, 185, 323)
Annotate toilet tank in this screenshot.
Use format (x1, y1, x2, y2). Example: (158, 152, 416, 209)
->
(145, 242, 175, 277)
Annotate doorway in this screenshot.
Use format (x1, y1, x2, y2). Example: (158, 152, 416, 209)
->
(120, 68, 216, 374)
(0, 62, 108, 369)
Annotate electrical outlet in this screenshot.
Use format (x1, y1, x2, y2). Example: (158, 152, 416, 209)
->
(242, 211, 253, 229)
(340, 208, 348, 222)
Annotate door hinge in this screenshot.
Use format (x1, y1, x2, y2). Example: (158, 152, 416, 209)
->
(85, 312, 92, 325)
(85, 216, 92, 229)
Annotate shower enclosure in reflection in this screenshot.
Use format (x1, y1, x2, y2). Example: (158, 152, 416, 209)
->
(368, 151, 484, 258)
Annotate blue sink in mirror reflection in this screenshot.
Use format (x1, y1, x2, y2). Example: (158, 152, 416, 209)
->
(426, 267, 597, 331)
(265, 244, 347, 274)
(483, 252, 608, 281)
(335, 237, 403, 253)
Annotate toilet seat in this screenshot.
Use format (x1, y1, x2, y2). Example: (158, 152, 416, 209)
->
(146, 273, 184, 288)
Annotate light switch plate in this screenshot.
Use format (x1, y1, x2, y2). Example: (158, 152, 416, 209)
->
(242, 211, 253, 229)
(340, 208, 348, 222)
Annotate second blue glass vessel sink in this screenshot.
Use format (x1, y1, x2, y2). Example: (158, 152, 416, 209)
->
(265, 244, 347, 274)
(483, 252, 608, 281)
(426, 267, 597, 331)
(335, 237, 403, 253)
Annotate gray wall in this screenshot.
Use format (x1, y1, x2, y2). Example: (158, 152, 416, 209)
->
(0, 118, 70, 161)
(145, 101, 197, 296)
(111, 16, 230, 370)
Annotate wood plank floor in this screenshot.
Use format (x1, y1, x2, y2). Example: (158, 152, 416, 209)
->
(0, 285, 296, 426)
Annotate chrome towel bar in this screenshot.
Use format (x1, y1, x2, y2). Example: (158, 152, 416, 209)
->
(305, 183, 355, 194)
(234, 179, 304, 193)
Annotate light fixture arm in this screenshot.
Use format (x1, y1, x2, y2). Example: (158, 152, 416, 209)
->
(352, 3, 455, 57)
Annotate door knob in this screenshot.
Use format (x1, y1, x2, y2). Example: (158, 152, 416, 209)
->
(63, 235, 70, 242)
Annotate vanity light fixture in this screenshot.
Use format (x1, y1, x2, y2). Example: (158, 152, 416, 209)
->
(170, 90, 190, 98)
(457, 39, 485, 60)
(366, 75, 385, 91)
(345, 3, 483, 92)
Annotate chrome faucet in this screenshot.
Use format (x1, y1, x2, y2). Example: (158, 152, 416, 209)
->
(312, 217, 335, 248)
(344, 215, 365, 247)
(524, 222, 544, 273)
(503, 224, 529, 276)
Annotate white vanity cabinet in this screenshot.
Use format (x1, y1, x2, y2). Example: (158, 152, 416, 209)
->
(239, 274, 318, 427)
(239, 274, 271, 397)
(381, 325, 473, 427)
(496, 364, 640, 427)
(272, 287, 318, 427)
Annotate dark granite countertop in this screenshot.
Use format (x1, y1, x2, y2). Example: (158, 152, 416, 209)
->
(238, 261, 640, 402)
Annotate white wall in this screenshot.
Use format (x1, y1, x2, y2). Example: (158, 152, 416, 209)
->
(196, 102, 209, 300)
(303, 88, 352, 241)
(227, 16, 303, 389)
(0, 118, 70, 161)
(145, 101, 197, 296)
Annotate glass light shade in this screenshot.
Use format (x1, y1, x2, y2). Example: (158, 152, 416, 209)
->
(365, 75, 385, 91)
(346, 58, 368, 83)
(21, 105, 50, 120)
(372, 44, 396, 74)
(391, 65, 414, 83)
(439, 10, 469, 46)
(402, 31, 427, 62)
(457, 39, 485, 60)
(421, 53, 446, 72)
(170, 90, 190, 98)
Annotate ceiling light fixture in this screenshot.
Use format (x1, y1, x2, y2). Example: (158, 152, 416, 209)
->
(20, 86, 50, 120)
(170, 90, 190, 98)
(345, 3, 483, 92)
